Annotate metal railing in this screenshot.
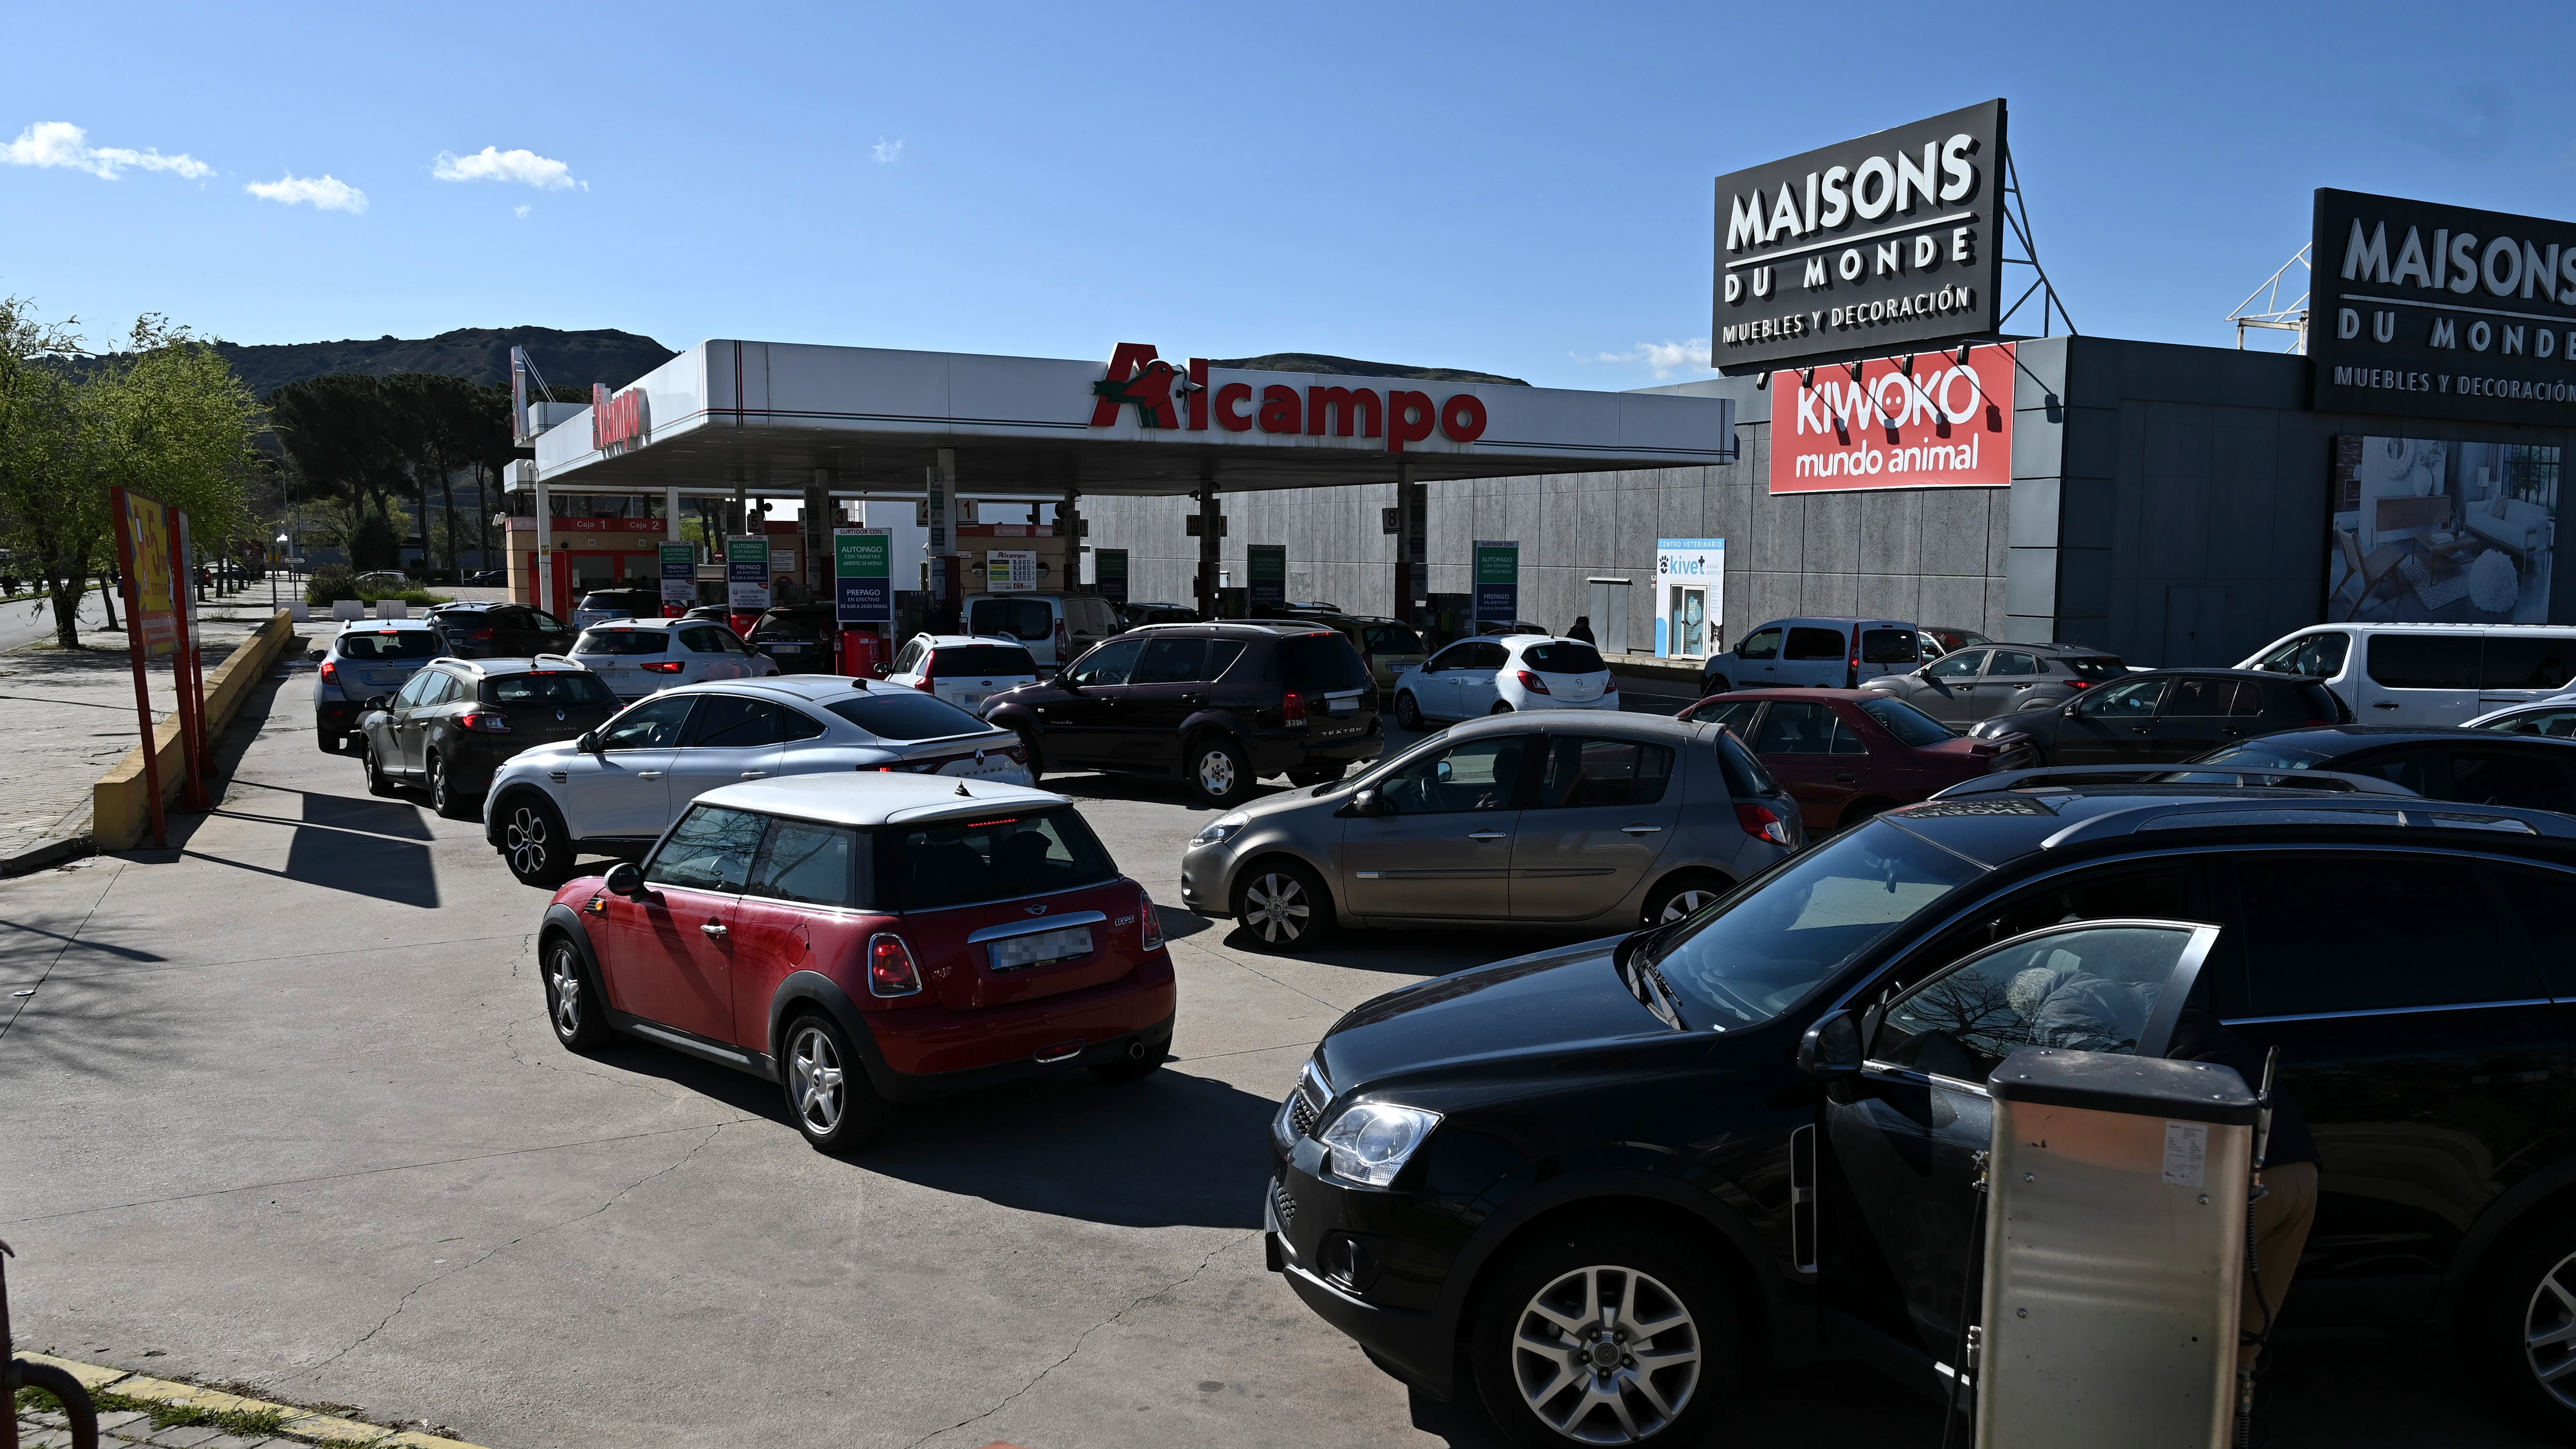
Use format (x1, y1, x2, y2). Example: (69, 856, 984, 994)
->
(2, 1240, 97, 1449)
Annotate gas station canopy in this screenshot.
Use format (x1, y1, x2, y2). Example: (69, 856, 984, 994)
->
(533, 340, 1738, 496)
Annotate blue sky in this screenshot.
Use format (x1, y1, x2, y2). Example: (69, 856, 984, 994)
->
(4, 1, 2571, 389)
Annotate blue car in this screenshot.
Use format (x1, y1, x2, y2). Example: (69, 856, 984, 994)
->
(312, 617, 443, 752)
(1699, 615, 1922, 695)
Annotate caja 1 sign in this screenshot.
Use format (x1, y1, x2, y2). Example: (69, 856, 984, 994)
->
(1770, 343, 2014, 494)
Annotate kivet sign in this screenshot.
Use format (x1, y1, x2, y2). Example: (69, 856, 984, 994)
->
(1770, 343, 2014, 494)
(1089, 343, 1487, 452)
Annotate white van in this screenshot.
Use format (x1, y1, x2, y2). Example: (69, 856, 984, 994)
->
(2238, 623, 2576, 726)
(961, 592, 1122, 669)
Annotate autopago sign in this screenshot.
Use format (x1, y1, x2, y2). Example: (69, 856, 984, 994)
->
(2311, 187, 2576, 426)
(1087, 343, 1487, 451)
(1712, 100, 2007, 375)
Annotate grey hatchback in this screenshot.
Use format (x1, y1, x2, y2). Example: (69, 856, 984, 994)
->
(1177, 713, 1801, 951)
(1860, 640, 2127, 728)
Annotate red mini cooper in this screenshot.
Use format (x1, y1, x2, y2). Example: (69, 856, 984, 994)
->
(535, 773, 1176, 1152)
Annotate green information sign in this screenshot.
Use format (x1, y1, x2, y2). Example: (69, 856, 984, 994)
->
(726, 535, 771, 609)
(659, 543, 695, 607)
(1247, 544, 1287, 610)
(1094, 548, 1129, 603)
(1472, 539, 1519, 623)
(834, 528, 891, 623)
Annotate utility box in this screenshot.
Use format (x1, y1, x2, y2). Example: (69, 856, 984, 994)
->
(1979, 1048, 2258, 1449)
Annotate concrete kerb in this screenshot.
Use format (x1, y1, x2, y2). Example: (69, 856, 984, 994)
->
(10, 1352, 490, 1447)
(88, 609, 296, 853)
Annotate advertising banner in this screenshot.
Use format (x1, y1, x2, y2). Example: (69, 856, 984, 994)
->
(1770, 342, 2014, 494)
(2329, 435, 2561, 623)
(659, 543, 696, 608)
(1654, 540, 1727, 659)
(2311, 188, 2576, 428)
(1247, 545, 1287, 610)
(1094, 548, 1129, 603)
(1473, 540, 1520, 625)
(726, 535, 772, 610)
(1713, 100, 2007, 374)
(985, 549, 1037, 592)
(834, 528, 891, 623)
(117, 488, 179, 656)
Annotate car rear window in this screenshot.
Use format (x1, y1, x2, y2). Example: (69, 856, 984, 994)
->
(1859, 628, 1918, 664)
(1785, 626, 1847, 661)
(1858, 695, 1953, 746)
(2482, 636, 2576, 690)
(577, 628, 667, 655)
(1279, 633, 1372, 692)
(337, 630, 440, 660)
(1523, 642, 1606, 673)
(1363, 623, 1424, 654)
(756, 611, 836, 642)
(825, 692, 987, 740)
(2067, 656, 2126, 681)
(1712, 729, 1777, 796)
(483, 671, 616, 706)
(578, 591, 657, 611)
(930, 645, 1038, 678)
(969, 598, 1054, 642)
(873, 807, 1117, 911)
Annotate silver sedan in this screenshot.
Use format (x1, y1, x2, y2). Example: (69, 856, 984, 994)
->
(1177, 713, 1803, 951)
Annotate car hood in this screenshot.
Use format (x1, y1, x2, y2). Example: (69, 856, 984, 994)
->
(509, 739, 584, 767)
(1858, 673, 1915, 690)
(1316, 937, 1678, 1100)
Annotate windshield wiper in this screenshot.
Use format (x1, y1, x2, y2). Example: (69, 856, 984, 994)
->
(1615, 942, 1687, 1032)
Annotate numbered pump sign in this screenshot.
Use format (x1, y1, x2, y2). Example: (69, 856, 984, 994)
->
(726, 535, 772, 610)
(1473, 540, 1520, 626)
(834, 528, 892, 624)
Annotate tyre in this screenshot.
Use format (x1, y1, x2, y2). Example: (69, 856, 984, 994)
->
(2467, 1216, 2576, 1435)
(499, 794, 576, 889)
(1470, 1226, 1737, 1449)
(780, 1013, 891, 1154)
(1288, 761, 1346, 788)
(362, 739, 397, 796)
(1643, 873, 1728, 928)
(1089, 1033, 1171, 1085)
(1233, 859, 1334, 951)
(1394, 691, 1424, 730)
(1490, 700, 1514, 715)
(427, 752, 477, 820)
(1187, 734, 1254, 808)
(1016, 727, 1047, 780)
(317, 722, 342, 754)
(542, 934, 608, 1053)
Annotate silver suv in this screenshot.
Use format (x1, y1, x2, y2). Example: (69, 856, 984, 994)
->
(483, 677, 1031, 888)
(570, 617, 779, 700)
(1178, 712, 1801, 951)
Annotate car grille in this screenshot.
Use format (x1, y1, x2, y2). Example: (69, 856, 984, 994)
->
(1271, 1175, 1297, 1227)
(1286, 1061, 1330, 1140)
(1288, 1092, 1319, 1139)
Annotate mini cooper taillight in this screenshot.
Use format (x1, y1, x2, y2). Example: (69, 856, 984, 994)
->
(1140, 890, 1165, 951)
(868, 933, 924, 997)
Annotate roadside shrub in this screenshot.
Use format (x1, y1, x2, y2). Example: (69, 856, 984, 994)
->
(307, 563, 358, 607)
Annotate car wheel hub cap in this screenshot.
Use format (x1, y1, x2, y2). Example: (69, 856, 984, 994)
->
(1657, 891, 1715, 924)
(508, 808, 549, 876)
(1512, 1265, 1700, 1445)
(790, 1027, 845, 1134)
(1200, 752, 1235, 793)
(1243, 875, 1309, 942)
(549, 954, 580, 1033)
(2526, 1247, 2576, 1406)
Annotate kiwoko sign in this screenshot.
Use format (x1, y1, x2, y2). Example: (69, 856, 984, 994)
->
(1087, 343, 1487, 452)
(2311, 188, 2576, 426)
(1713, 100, 2008, 374)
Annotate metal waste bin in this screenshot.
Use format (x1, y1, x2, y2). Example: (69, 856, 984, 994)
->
(1978, 1046, 2258, 1449)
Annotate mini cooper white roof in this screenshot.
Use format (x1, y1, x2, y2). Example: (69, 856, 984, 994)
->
(692, 772, 1071, 829)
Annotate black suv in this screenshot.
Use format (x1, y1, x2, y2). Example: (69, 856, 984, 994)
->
(429, 601, 578, 659)
(746, 603, 841, 673)
(984, 622, 1382, 807)
(357, 656, 623, 817)
(1969, 667, 2350, 762)
(2173, 725, 2576, 812)
(1268, 782, 2576, 1444)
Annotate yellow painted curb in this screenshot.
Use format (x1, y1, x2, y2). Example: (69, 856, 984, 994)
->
(11, 1353, 494, 1449)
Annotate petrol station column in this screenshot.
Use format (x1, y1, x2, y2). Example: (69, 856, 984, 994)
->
(805, 468, 832, 603)
(1392, 465, 1424, 624)
(1192, 465, 1224, 619)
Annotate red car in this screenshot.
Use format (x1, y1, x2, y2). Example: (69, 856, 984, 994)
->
(1675, 687, 2023, 833)
(536, 773, 1176, 1153)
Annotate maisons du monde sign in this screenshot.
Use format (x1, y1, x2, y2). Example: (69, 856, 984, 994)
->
(1712, 100, 2009, 374)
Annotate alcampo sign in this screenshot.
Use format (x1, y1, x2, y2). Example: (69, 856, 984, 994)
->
(2310, 187, 2576, 427)
(1712, 100, 2008, 374)
(1088, 343, 1488, 452)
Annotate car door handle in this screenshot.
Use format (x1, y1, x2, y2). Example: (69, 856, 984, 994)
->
(2371, 702, 2400, 709)
(1620, 824, 1664, 835)
(1179, 694, 1205, 704)
(700, 921, 728, 939)
(740, 770, 768, 778)
(2129, 725, 2151, 735)
(638, 770, 664, 780)
(1467, 830, 1509, 841)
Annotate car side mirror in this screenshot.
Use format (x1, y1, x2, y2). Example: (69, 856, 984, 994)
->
(1344, 786, 1385, 817)
(307, 648, 326, 663)
(603, 861, 646, 897)
(362, 694, 391, 711)
(1796, 1010, 1863, 1078)
(577, 730, 603, 755)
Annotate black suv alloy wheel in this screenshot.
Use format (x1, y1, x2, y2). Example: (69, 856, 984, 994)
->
(1472, 1227, 1736, 1449)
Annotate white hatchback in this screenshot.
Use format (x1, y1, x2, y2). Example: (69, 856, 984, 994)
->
(572, 617, 779, 700)
(1390, 635, 1619, 728)
(885, 634, 1042, 714)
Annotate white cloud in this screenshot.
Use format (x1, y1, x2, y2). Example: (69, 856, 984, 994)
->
(513, 204, 531, 220)
(245, 173, 367, 213)
(1577, 338, 1712, 379)
(1, 121, 211, 180)
(873, 137, 904, 164)
(432, 146, 583, 190)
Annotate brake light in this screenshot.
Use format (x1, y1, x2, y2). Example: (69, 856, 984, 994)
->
(1603, 674, 1618, 693)
(1735, 802, 1793, 847)
(913, 655, 938, 693)
(458, 711, 511, 733)
(1846, 640, 1860, 688)
(1516, 670, 1552, 694)
(641, 660, 685, 673)
(867, 933, 924, 997)
(1054, 617, 1070, 660)
(2067, 679, 2090, 689)
(467, 627, 494, 643)
(1282, 690, 1307, 726)
(1004, 745, 1028, 764)
(318, 659, 337, 683)
(1140, 890, 1165, 951)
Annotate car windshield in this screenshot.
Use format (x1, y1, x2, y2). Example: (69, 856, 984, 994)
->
(484, 671, 616, 706)
(968, 598, 1054, 642)
(2172, 740, 2332, 774)
(576, 628, 668, 655)
(825, 692, 987, 741)
(2067, 656, 2126, 681)
(1523, 642, 1606, 673)
(336, 630, 439, 660)
(1858, 695, 1954, 746)
(874, 808, 1117, 910)
(1641, 820, 1984, 1029)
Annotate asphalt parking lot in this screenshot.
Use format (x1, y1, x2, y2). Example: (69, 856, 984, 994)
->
(0, 662, 2554, 1449)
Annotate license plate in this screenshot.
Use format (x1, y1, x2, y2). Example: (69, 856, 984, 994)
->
(988, 925, 1094, 971)
(1326, 698, 1358, 715)
(948, 691, 986, 709)
(769, 642, 809, 653)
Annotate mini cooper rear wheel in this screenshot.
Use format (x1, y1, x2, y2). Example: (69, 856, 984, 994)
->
(500, 794, 575, 889)
(1234, 859, 1333, 952)
(781, 1013, 890, 1154)
(1472, 1227, 1736, 1449)
(543, 936, 607, 1053)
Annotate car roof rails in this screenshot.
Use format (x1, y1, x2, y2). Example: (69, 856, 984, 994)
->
(530, 652, 583, 667)
(2033, 796, 2576, 850)
(1931, 765, 2418, 798)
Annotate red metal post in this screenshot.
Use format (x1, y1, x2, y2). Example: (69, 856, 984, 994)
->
(165, 514, 208, 810)
(108, 489, 167, 849)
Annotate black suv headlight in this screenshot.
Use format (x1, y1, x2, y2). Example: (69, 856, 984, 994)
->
(1318, 1102, 1442, 1187)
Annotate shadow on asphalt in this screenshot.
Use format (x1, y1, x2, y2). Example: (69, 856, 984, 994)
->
(1216, 921, 1606, 978)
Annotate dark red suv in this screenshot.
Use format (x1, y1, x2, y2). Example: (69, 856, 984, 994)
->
(535, 774, 1176, 1152)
